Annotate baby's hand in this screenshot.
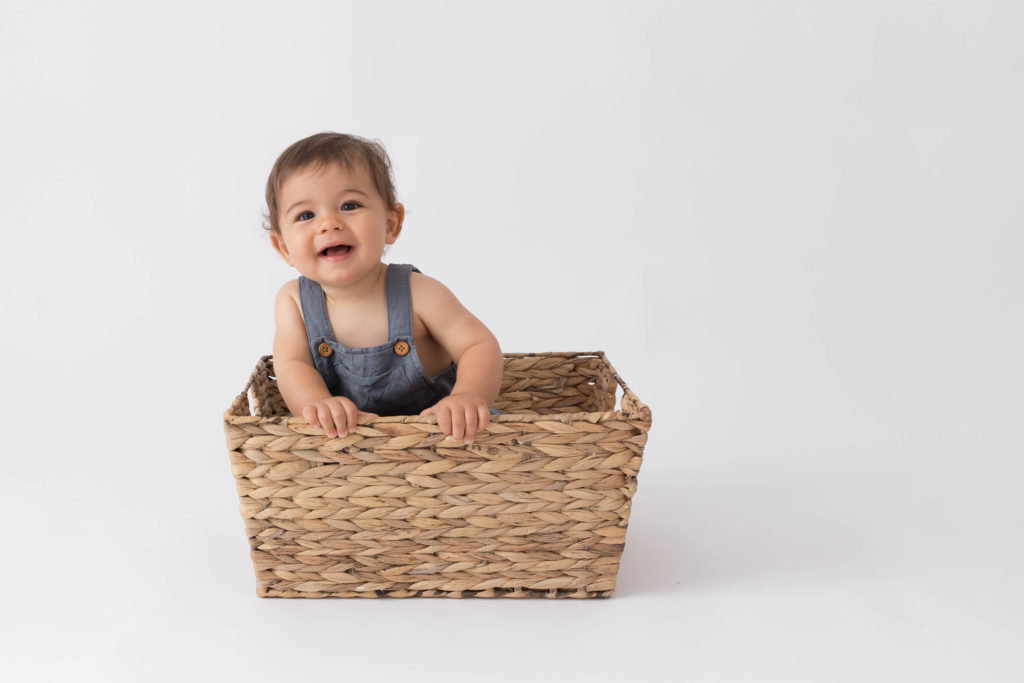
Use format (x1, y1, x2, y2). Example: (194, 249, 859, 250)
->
(421, 392, 492, 444)
(302, 396, 376, 438)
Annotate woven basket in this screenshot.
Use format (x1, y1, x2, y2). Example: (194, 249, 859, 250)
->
(223, 351, 651, 598)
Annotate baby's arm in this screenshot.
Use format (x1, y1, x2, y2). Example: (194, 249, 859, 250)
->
(272, 281, 373, 437)
(412, 273, 503, 443)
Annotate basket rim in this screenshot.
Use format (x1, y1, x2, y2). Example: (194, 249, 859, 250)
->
(222, 350, 651, 428)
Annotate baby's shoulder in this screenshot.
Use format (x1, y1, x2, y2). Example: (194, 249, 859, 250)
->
(409, 269, 454, 289)
(274, 278, 303, 314)
(409, 270, 454, 301)
(276, 277, 300, 299)
(409, 271, 463, 320)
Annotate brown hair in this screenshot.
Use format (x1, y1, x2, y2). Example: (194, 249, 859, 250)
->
(263, 132, 398, 234)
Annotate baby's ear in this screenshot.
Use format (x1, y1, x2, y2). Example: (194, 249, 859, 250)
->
(385, 203, 405, 244)
(270, 231, 292, 265)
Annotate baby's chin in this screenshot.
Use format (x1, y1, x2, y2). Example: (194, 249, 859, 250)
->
(303, 259, 390, 287)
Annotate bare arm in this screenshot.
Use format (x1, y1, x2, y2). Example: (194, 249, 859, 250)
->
(412, 273, 502, 402)
(272, 281, 374, 436)
(450, 339, 504, 404)
(272, 281, 333, 415)
(412, 273, 503, 441)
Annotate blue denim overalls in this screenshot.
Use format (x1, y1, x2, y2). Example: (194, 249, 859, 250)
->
(298, 263, 463, 416)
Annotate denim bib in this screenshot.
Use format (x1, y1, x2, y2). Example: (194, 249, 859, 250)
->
(298, 264, 458, 416)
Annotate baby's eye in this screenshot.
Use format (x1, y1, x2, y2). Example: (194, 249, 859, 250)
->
(341, 201, 361, 211)
(297, 210, 314, 221)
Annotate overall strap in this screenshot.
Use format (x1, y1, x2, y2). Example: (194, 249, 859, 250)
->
(297, 276, 336, 343)
(386, 264, 420, 340)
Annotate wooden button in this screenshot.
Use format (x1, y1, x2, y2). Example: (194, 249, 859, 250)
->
(317, 342, 333, 357)
(393, 340, 410, 356)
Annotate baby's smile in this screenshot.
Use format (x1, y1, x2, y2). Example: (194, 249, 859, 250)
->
(319, 243, 353, 261)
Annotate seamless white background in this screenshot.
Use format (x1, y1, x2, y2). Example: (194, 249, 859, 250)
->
(1, 1, 1021, 681)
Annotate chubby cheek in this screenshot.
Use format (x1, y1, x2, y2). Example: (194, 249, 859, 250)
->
(273, 232, 315, 266)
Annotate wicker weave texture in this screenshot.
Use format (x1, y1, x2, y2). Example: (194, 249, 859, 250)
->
(223, 352, 651, 598)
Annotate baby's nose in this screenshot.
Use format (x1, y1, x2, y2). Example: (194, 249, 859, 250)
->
(317, 213, 346, 231)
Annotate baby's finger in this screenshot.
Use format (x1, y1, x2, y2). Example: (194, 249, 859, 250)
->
(326, 402, 349, 438)
(478, 405, 491, 432)
(303, 405, 320, 428)
(450, 405, 466, 442)
(436, 404, 453, 436)
(317, 404, 338, 438)
(419, 405, 437, 416)
(343, 400, 359, 435)
(463, 407, 478, 444)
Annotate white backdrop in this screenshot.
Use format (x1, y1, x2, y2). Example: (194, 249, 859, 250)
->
(1, 1, 1022, 681)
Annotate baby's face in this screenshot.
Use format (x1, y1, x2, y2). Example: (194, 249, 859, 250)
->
(270, 162, 403, 287)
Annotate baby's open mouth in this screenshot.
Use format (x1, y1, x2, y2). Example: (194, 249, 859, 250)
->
(319, 244, 352, 258)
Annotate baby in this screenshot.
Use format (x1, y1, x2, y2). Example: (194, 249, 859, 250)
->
(264, 132, 503, 443)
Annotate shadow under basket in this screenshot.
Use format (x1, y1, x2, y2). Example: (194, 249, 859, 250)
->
(222, 351, 652, 598)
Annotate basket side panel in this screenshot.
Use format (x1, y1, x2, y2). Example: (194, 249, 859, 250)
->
(225, 411, 647, 598)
